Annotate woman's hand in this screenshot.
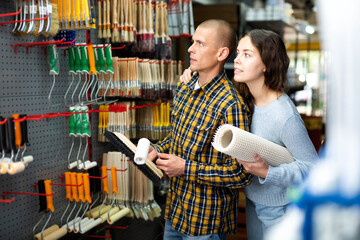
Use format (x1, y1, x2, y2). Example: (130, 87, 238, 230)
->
(237, 154, 269, 179)
(179, 67, 193, 84)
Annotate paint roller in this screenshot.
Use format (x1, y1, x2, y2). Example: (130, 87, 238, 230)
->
(8, 114, 25, 174)
(35, 180, 68, 240)
(0, 116, 6, 171)
(107, 166, 131, 225)
(34, 180, 58, 240)
(0, 117, 9, 174)
(19, 114, 33, 166)
(72, 173, 87, 233)
(84, 166, 102, 218)
(90, 166, 111, 219)
(65, 172, 80, 232)
(104, 131, 163, 185)
(41, 180, 68, 239)
(59, 172, 73, 227)
(134, 138, 151, 165)
(105, 166, 120, 222)
(0, 118, 16, 174)
(212, 124, 294, 167)
(42, 227, 67, 240)
(34, 225, 59, 240)
(97, 167, 120, 223)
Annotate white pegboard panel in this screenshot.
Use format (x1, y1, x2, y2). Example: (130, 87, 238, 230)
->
(0, 1, 98, 239)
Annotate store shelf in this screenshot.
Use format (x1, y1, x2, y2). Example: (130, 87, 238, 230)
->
(246, 20, 296, 38)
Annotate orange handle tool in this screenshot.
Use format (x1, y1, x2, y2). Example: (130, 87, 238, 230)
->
(77, 173, 85, 203)
(44, 180, 55, 212)
(110, 167, 119, 195)
(101, 166, 109, 194)
(12, 114, 22, 149)
(83, 173, 92, 203)
(71, 172, 79, 202)
(65, 172, 73, 201)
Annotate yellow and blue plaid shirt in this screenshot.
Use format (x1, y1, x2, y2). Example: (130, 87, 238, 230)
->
(154, 70, 252, 236)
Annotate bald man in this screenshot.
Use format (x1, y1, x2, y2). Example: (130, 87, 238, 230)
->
(148, 19, 252, 240)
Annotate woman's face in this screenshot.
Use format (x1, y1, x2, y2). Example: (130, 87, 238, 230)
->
(233, 36, 266, 84)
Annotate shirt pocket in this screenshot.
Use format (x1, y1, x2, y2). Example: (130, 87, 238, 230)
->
(182, 111, 221, 162)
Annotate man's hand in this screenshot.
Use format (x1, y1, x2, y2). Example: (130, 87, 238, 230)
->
(155, 153, 185, 177)
(147, 146, 158, 162)
(237, 154, 269, 179)
(179, 67, 193, 84)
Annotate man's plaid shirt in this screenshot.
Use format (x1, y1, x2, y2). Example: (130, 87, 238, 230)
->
(154, 70, 252, 236)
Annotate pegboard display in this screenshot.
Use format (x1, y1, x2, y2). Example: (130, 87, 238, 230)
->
(0, 1, 166, 239)
(0, 2, 91, 239)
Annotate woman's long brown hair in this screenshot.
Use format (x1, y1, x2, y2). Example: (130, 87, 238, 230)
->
(236, 29, 290, 115)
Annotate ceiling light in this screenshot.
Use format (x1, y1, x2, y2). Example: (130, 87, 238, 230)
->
(305, 25, 316, 34)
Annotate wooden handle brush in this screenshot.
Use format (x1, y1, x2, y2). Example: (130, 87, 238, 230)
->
(111, 0, 119, 42)
(98, 0, 103, 38)
(128, 0, 134, 42)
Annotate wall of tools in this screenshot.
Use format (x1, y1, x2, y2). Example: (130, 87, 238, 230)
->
(0, 0, 194, 239)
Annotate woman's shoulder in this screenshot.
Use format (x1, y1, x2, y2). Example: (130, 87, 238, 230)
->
(274, 94, 300, 117)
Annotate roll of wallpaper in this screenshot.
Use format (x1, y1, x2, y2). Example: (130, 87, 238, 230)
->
(134, 138, 150, 165)
(212, 124, 294, 166)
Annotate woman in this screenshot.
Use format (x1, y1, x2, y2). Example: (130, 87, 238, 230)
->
(180, 29, 318, 240)
(233, 29, 318, 239)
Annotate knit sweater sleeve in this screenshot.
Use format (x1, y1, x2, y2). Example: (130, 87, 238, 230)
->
(258, 114, 318, 187)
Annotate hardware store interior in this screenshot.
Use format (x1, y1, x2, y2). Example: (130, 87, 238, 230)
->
(0, 0, 359, 239)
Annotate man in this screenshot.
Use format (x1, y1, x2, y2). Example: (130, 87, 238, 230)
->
(148, 19, 252, 239)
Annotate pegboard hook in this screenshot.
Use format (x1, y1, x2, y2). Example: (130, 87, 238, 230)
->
(0, 14, 48, 26)
(0, 8, 22, 18)
(0, 197, 15, 203)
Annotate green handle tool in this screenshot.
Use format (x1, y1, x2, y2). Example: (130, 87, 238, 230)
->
(68, 47, 76, 74)
(75, 106, 82, 136)
(74, 47, 82, 73)
(104, 44, 113, 73)
(81, 106, 91, 137)
(48, 45, 59, 75)
(69, 106, 76, 136)
(97, 47, 106, 73)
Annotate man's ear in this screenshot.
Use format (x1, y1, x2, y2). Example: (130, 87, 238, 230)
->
(217, 47, 229, 62)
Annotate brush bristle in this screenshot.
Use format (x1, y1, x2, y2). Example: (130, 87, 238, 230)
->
(111, 28, 119, 43)
(49, 3, 59, 36)
(104, 130, 163, 185)
(98, 28, 103, 39)
(33, 7, 40, 37)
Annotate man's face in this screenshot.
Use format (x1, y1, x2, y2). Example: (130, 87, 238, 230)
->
(188, 26, 220, 73)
